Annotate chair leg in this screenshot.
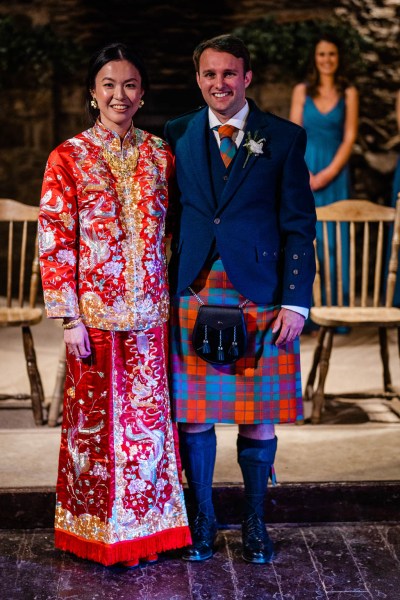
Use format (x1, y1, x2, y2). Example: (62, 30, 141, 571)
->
(48, 342, 66, 427)
(378, 327, 393, 393)
(311, 328, 334, 424)
(304, 327, 327, 402)
(398, 327, 400, 360)
(22, 325, 44, 426)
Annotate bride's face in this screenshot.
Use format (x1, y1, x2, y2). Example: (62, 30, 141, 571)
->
(92, 59, 144, 137)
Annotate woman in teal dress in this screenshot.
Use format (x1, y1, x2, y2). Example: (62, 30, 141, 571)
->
(290, 33, 358, 322)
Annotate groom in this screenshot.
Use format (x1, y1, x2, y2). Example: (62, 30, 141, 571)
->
(165, 34, 316, 564)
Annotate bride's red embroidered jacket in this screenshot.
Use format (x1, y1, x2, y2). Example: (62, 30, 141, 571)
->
(39, 121, 173, 331)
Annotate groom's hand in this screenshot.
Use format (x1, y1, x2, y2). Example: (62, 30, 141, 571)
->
(272, 308, 305, 346)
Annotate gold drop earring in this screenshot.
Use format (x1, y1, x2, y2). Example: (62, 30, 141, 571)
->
(139, 99, 144, 108)
(91, 97, 98, 109)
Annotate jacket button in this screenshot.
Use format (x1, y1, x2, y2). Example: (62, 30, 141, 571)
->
(293, 269, 299, 275)
(289, 284, 295, 290)
(263, 251, 268, 257)
(214, 218, 221, 225)
(223, 175, 228, 181)
(293, 254, 299, 260)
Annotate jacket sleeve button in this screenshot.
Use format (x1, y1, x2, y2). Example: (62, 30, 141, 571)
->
(289, 284, 295, 290)
(293, 269, 299, 275)
(293, 254, 299, 260)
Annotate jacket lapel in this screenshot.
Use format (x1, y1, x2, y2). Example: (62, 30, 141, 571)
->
(181, 109, 216, 212)
(218, 105, 270, 211)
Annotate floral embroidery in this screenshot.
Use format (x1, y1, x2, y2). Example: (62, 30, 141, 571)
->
(56, 249, 75, 265)
(54, 329, 189, 551)
(93, 462, 109, 481)
(60, 212, 75, 229)
(39, 122, 173, 330)
(103, 261, 123, 278)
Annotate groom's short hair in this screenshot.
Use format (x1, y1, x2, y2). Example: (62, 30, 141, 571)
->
(193, 34, 251, 74)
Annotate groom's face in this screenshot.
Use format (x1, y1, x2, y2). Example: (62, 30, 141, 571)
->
(196, 49, 252, 123)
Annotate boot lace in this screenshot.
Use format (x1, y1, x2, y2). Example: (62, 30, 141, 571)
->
(193, 512, 214, 543)
(243, 513, 267, 543)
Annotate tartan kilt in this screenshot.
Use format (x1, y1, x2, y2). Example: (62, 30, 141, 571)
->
(170, 259, 303, 424)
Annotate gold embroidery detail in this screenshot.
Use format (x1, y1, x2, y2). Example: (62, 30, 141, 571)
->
(60, 212, 75, 229)
(102, 144, 139, 180)
(83, 183, 107, 192)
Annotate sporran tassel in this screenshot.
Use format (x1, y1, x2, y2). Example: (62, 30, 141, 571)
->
(217, 330, 225, 361)
(229, 326, 239, 357)
(229, 342, 239, 357)
(201, 325, 211, 354)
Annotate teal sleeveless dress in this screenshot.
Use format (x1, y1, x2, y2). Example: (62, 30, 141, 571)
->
(303, 95, 350, 307)
(303, 96, 350, 205)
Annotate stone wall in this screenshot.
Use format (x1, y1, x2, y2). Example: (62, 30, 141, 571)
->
(336, 0, 400, 201)
(0, 0, 399, 206)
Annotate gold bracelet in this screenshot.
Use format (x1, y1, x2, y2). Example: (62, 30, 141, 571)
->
(62, 317, 82, 330)
(62, 316, 80, 325)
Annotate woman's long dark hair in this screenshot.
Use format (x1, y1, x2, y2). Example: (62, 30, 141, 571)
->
(85, 42, 149, 124)
(306, 33, 350, 98)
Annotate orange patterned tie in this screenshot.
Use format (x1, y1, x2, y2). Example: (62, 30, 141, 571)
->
(218, 124, 238, 168)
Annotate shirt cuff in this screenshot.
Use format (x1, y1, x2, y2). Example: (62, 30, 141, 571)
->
(281, 305, 309, 319)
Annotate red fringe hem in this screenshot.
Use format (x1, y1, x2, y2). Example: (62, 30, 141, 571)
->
(55, 526, 192, 567)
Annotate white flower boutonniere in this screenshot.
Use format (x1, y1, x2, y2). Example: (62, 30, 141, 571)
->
(243, 131, 266, 168)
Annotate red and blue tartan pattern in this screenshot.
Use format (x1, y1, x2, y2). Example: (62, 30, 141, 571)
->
(170, 260, 304, 424)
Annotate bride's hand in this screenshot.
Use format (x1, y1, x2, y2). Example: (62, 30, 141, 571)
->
(64, 322, 91, 358)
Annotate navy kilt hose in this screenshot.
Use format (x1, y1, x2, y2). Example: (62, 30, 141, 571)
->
(169, 259, 303, 425)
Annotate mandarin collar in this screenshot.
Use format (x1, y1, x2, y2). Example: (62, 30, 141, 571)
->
(93, 120, 136, 152)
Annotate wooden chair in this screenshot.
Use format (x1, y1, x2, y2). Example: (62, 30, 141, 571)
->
(47, 340, 66, 427)
(0, 198, 45, 425)
(304, 198, 400, 424)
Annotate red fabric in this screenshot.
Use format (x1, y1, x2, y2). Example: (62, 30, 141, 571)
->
(39, 121, 173, 331)
(55, 324, 190, 565)
(55, 526, 191, 567)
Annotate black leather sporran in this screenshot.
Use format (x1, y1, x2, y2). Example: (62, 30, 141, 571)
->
(191, 295, 248, 365)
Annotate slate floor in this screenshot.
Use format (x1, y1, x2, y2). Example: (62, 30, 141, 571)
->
(2, 523, 400, 600)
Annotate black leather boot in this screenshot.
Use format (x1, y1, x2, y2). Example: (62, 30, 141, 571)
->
(182, 512, 217, 561)
(180, 427, 218, 561)
(237, 435, 277, 564)
(242, 513, 274, 564)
